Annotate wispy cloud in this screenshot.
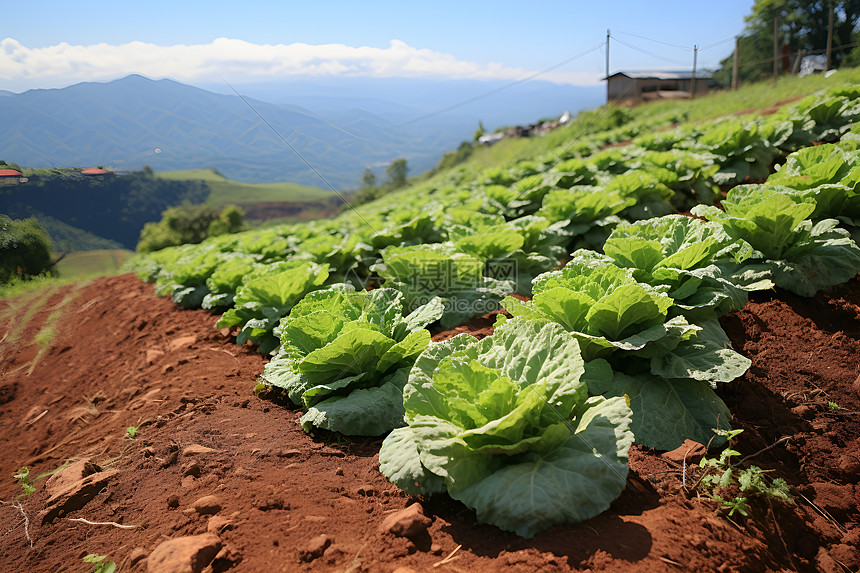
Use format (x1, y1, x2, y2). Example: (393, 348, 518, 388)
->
(0, 37, 601, 89)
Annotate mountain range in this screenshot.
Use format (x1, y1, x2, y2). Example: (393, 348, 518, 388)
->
(0, 74, 602, 188)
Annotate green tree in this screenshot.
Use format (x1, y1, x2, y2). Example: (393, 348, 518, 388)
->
(0, 215, 54, 283)
(714, 0, 860, 86)
(386, 158, 408, 189)
(474, 121, 485, 142)
(361, 167, 377, 188)
(137, 203, 244, 253)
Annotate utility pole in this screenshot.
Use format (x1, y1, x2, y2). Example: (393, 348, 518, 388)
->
(732, 37, 740, 90)
(773, 15, 779, 84)
(826, 3, 834, 70)
(606, 29, 610, 78)
(691, 45, 698, 100)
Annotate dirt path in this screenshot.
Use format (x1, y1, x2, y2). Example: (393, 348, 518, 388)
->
(1, 274, 858, 572)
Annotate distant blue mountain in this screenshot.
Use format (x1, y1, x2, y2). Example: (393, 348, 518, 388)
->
(0, 75, 602, 187)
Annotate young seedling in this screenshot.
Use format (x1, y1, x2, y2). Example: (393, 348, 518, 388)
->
(13, 461, 73, 497)
(125, 426, 139, 439)
(828, 401, 839, 410)
(13, 468, 35, 496)
(695, 428, 791, 517)
(83, 553, 116, 573)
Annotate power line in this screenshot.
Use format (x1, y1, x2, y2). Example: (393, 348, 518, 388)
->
(223, 80, 380, 235)
(700, 37, 736, 51)
(614, 31, 693, 51)
(611, 36, 691, 66)
(398, 42, 606, 127)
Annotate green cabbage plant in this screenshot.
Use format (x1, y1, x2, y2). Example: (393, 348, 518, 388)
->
(259, 286, 443, 435)
(379, 319, 633, 537)
(692, 186, 860, 296)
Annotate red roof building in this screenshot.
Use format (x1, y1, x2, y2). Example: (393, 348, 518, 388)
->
(81, 168, 111, 175)
(0, 169, 22, 177)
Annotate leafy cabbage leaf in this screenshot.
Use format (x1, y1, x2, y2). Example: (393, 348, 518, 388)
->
(259, 286, 443, 435)
(379, 319, 633, 537)
(374, 243, 514, 329)
(215, 261, 330, 354)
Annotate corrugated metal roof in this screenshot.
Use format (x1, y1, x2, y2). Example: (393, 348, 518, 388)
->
(605, 70, 713, 81)
(0, 169, 22, 177)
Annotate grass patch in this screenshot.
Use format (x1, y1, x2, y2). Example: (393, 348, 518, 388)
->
(156, 169, 332, 205)
(0, 284, 60, 369)
(56, 250, 135, 280)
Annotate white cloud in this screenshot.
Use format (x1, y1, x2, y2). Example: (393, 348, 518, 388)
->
(0, 37, 602, 89)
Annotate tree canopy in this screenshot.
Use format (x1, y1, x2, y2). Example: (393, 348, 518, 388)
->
(0, 215, 54, 283)
(386, 158, 408, 189)
(713, 0, 860, 86)
(137, 203, 244, 253)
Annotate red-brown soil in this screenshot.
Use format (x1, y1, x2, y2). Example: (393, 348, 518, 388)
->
(1, 274, 858, 572)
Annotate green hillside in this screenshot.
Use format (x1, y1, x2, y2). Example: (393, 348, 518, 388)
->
(447, 68, 860, 176)
(156, 168, 333, 205)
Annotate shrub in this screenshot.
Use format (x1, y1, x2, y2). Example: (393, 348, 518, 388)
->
(0, 215, 54, 283)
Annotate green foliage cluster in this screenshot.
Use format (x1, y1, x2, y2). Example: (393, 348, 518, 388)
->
(713, 0, 860, 86)
(260, 286, 443, 435)
(13, 461, 71, 497)
(695, 429, 792, 517)
(82, 554, 116, 573)
(125, 80, 860, 537)
(137, 202, 244, 253)
(353, 158, 410, 206)
(0, 214, 54, 284)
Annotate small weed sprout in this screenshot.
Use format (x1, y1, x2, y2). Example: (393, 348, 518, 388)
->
(13, 461, 73, 497)
(83, 553, 116, 573)
(125, 426, 139, 439)
(695, 428, 792, 517)
(13, 467, 35, 496)
(828, 400, 839, 410)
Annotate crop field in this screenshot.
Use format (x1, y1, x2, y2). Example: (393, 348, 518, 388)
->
(156, 169, 333, 206)
(2, 76, 860, 572)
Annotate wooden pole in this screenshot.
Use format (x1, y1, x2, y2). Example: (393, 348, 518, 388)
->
(606, 29, 610, 78)
(606, 29, 610, 104)
(773, 15, 779, 83)
(826, 3, 834, 70)
(691, 45, 698, 100)
(732, 37, 740, 90)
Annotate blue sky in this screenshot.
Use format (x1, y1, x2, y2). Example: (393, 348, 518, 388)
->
(1, 1, 755, 92)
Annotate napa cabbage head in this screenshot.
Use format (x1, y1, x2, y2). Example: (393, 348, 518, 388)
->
(215, 261, 330, 354)
(501, 251, 697, 361)
(692, 186, 860, 296)
(601, 215, 755, 321)
(259, 286, 443, 435)
(379, 318, 633, 537)
(374, 243, 514, 329)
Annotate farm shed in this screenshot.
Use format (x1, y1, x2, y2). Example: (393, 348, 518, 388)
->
(81, 167, 111, 176)
(605, 71, 713, 103)
(0, 168, 23, 184)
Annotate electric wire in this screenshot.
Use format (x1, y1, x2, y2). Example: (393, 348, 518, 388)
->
(223, 80, 380, 235)
(700, 37, 736, 51)
(612, 36, 692, 66)
(614, 30, 693, 51)
(398, 41, 606, 127)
